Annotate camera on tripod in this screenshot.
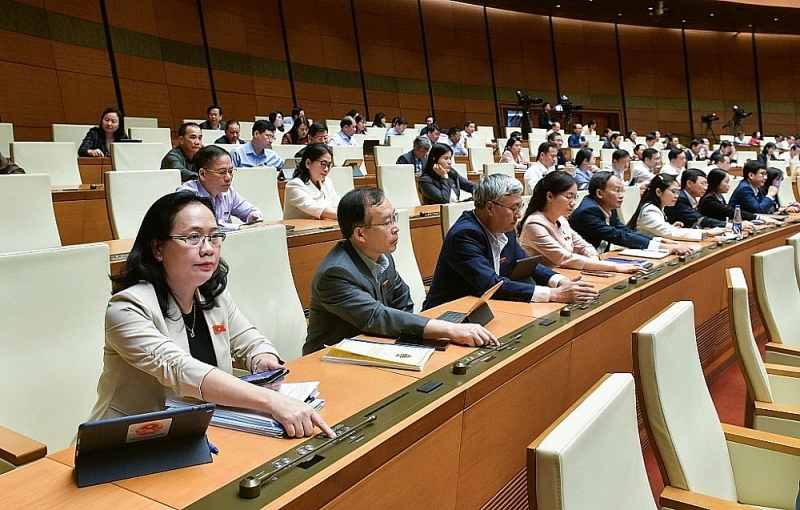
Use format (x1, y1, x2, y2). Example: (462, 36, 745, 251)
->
(516, 90, 543, 108)
(553, 95, 582, 125)
(732, 105, 752, 119)
(701, 113, 719, 123)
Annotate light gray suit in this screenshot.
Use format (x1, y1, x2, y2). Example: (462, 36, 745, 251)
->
(303, 240, 428, 355)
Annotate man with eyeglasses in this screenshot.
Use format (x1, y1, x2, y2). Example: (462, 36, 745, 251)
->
(230, 120, 284, 171)
(161, 122, 203, 182)
(178, 146, 263, 231)
(303, 187, 498, 355)
(423, 174, 598, 310)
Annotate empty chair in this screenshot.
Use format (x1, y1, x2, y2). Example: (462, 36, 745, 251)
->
(123, 117, 158, 128)
(476, 125, 495, 141)
(483, 162, 515, 178)
(376, 164, 420, 209)
(441, 201, 475, 237)
(106, 170, 181, 239)
(238, 121, 254, 141)
(128, 127, 172, 149)
(223, 225, 306, 361)
(272, 144, 305, 161)
(616, 185, 641, 224)
(365, 127, 386, 143)
(786, 232, 800, 289)
(529, 128, 547, 138)
(686, 160, 709, 170)
(201, 129, 224, 144)
(351, 134, 376, 148)
(587, 140, 604, 153)
(635, 300, 800, 509)
(464, 137, 486, 149)
(528, 373, 656, 510)
(618, 140, 634, 155)
(0, 243, 109, 451)
(469, 147, 494, 175)
(0, 174, 61, 252)
(753, 245, 800, 367)
(110, 142, 165, 171)
(10, 141, 81, 186)
(52, 124, 94, 148)
(387, 135, 413, 152)
(374, 145, 404, 167)
(452, 162, 468, 178)
(230, 167, 283, 221)
(599, 148, 615, 163)
(727, 267, 800, 437)
(766, 160, 787, 172)
(0, 122, 13, 156)
(331, 145, 366, 176)
(777, 176, 796, 207)
(327, 166, 355, 196)
(392, 209, 425, 313)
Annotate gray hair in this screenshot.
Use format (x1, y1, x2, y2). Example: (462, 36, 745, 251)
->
(474, 173, 523, 208)
(413, 135, 432, 150)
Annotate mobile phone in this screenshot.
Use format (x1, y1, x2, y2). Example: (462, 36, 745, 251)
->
(395, 336, 450, 351)
(240, 368, 289, 386)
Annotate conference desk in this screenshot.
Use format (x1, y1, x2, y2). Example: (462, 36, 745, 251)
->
(6, 219, 798, 509)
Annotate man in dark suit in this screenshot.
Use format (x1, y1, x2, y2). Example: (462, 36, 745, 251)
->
(665, 169, 727, 228)
(569, 172, 692, 255)
(303, 187, 496, 354)
(423, 174, 597, 310)
(396, 136, 431, 174)
(538, 102, 553, 129)
(684, 139, 703, 161)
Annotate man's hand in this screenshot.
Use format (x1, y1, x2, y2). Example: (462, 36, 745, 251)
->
(446, 323, 498, 347)
(550, 275, 598, 303)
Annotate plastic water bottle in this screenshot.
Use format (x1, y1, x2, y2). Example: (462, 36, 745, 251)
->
(732, 205, 743, 241)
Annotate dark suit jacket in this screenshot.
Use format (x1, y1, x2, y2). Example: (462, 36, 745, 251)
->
(685, 149, 702, 162)
(198, 120, 226, 130)
(729, 180, 777, 214)
(422, 210, 557, 310)
(698, 193, 757, 221)
(418, 170, 475, 205)
(568, 196, 653, 250)
(664, 190, 725, 228)
(161, 146, 197, 182)
(78, 126, 129, 157)
(397, 151, 427, 173)
(303, 240, 428, 355)
(0, 152, 24, 174)
(538, 111, 552, 129)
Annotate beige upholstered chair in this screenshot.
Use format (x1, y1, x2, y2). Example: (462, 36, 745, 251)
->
(10, 141, 81, 186)
(0, 122, 14, 156)
(777, 174, 797, 206)
(201, 129, 224, 144)
(51, 123, 94, 148)
(686, 160, 709, 170)
(222, 225, 306, 361)
(238, 121, 254, 141)
(123, 117, 158, 129)
(0, 174, 61, 252)
(387, 135, 413, 152)
(441, 201, 476, 238)
(786, 232, 800, 289)
(723, 176, 742, 203)
(528, 373, 657, 510)
(374, 146, 404, 167)
(468, 147, 493, 175)
(635, 300, 800, 509)
(327, 166, 355, 196)
(616, 185, 641, 225)
(376, 164, 420, 209)
(106, 170, 181, 239)
(392, 209, 425, 313)
(128, 127, 172, 149)
(331, 145, 366, 176)
(0, 243, 109, 451)
(483, 162, 515, 178)
(476, 125, 495, 141)
(271, 144, 305, 161)
(230, 167, 283, 221)
(451, 162, 468, 179)
(110, 142, 166, 171)
(753, 245, 800, 367)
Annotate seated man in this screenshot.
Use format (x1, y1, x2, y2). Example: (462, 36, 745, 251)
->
(547, 131, 572, 169)
(609, 149, 630, 182)
(161, 122, 203, 182)
(443, 127, 467, 156)
(664, 169, 727, 229)
(384, 116, 408, 142)
(569, 172, 691, 255)
(424, 124, 441, 146)
(303, 187, 497, 355)
(328, 116, 357, 147)
(397, 136, 431, 175)
(684, 139, 703, 161)
(0, 151, 24, 174)
(230, 120, 284, 170)
(423, 174, 597, 310)
(177, 146, 262, 231)
(729, 160, 778, 214)
(602, 132, 622, 150)
(629, 147, 660, 185)
(659, 148, 686, 176)
(214, 120, 245, 145)
(198, 105, 225, 131)
(568, 124, 586, 148)
(525, 142, 557, 191)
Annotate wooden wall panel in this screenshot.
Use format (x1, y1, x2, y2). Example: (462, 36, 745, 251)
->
(755, 33, 800, 136)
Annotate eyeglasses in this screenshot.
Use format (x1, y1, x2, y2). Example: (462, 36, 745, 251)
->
(315, 160, 332, 169)
(205, 167, 236, 176)
(169, 233, 227, 246)
(490, 200, 525, 213)
(665, 187, 681, 195)
(561, 193, 578, 202)
(364, 212, 399, 229)
(264, 134, 276, 141)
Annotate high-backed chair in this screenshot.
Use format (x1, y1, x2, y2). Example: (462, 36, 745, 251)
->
(392, 209, 425, 313)
(0, 122, 14, 156)
(686, 160, 709, 170)
(599, 148, 615, 164)
(617, 185, 641, 224)
(272, 144, 305, 161)
(106, 170, 181, 239)
(374, 146, 404, 167)
(528, 373, 656, 510)
(110, 142, 166, 171)
(0, 174, 61, 252)
(452, 162, 468, 178)
(786, 232, 800, 290)
(464, 137, 486, 150)
(10, 141, 81, 186)
(365, 127, 386, 143)
(128, 127, 172, 149)
(484, 162, 515, 178)
(51, 124, 94, 148)
(469, 147, 494, 175)
(223, 225, 306, 361)
(727, 267, 800, 437)
(230, 167, 283, 221)
(238, 121, 254, 141)
(441, 201, 475, 238)
(635, 300, 800, 509)
(754, 245, 800, 367)
(476, 125, 495, 141)
(388, 135, 413, 152)
(723, 176, 741, 203)
(376, 164, 420, 209)
(331, 145, 366, 176)
(124, 117, 158, 128)
(777, 176, 797, 206)
(766, 160, 787, 173)
(327, 166, 355, 196)
(0, 243, 109, 451)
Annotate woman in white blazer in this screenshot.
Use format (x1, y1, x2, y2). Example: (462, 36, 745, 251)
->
(283, 143, 340, 220)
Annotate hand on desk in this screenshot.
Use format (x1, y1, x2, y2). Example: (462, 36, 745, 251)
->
(425, 321, 498, 348)
(269, 391, 336, 439)
(550, 275, 599, 303)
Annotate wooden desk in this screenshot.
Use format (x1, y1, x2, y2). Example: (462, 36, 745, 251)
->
(77, 157, 111, 185)
(52, 186, 112, 245)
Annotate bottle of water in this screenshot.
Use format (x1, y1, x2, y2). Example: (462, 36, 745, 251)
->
(732, 205, 743, 241)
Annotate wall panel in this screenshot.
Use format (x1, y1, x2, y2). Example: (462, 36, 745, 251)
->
(755, 32, 800, 136)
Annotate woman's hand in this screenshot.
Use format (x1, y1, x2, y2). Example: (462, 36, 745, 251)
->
(268, 391, 335, 438)
(87, 149, 104, 157)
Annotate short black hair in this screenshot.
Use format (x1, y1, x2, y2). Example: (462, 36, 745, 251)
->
(340, 116, 355, 128)
(645, 133, 657, 142)
(207, 105, 222, 115)
(680, 168, 706, 188)
(394, 116, 407, 126)
(195, 145, 229, 171)
(612, 149, 630, 162)
(447, 127, 460, 137)
(537, 141, 556, 159)
(642, 147, 659, 161)
(668, 148, 683, 161)
(309, 122, 328, 137)
(588, 171, 615, 198)
(338, 187, 385, 239)
(719, 140, 732, 148)
(546, 131, 561, 142)
(252, 119, 276, 135)
(689, 139, 702, 149)
(178, 122, 200, 137)
(743, 160, 766, 180)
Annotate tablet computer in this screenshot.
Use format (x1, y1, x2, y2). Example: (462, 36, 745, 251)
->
(508, 255, 542, 281)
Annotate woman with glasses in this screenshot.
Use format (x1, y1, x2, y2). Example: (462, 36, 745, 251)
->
(283, 143, 341, 220)
(418, 143, 475, 205)
(628, 174, 725, 241)
(89, 191, 334, 438)
(518, 172, 638, 272)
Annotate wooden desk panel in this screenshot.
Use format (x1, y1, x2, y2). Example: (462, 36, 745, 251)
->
(52, 188, 112, 245)
(77, 157, 111, 185)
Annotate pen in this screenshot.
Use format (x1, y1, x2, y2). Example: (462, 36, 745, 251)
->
(208, 439, 219, 455)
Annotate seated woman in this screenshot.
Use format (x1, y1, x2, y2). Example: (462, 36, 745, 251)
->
(88, 191, 333, 438)
(517, 172, 637, 273)
(269, 110, 284, 133)
(729, 161, 780, 214)
(573, 148, 600, 190)
(418, 143, 475, 205)
(354, 115, 367, 135)
(281, 116, 311, 145)
(499, 137, 529, 170)
(749, 130, 762, 146)
(764, 167, 800, 213)
(699, 168, 762, 225)
(78, 107, 128, 157)
(372, 113, 387, 129)
(628, 174, 726, 241)
(283, 143, 340, 220)
(757, 142, 778, 164)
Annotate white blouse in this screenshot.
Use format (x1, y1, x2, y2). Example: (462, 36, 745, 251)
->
(636, 203, 703, 241)
(283, 177, 340, 220)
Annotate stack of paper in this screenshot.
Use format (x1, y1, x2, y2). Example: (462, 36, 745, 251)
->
(322, 338, 435, 371)
(168, 382, 324, 438)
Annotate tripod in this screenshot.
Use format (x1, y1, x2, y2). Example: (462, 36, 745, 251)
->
(700, 121, 716, 143)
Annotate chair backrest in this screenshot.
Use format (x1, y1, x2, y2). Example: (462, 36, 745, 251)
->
(0, 122, 14, 156)
(222, 225, 306, 361)
(238, 121, 254, 141)
(753, 245, 800, 347)
(778, 176, 796, 206)
(786, 232, 800, 290)
(452, 162, 468, 178)
(686, 160, 709, 170)
(128, 127, 172, 149)
(110, 142, 166, 171)
(374, 146, 405, 167)
(376, 164, 420, 209)
(201, 129, 224, 144)
(10, 142, 81, 186)
(392, 209, 425, 313)
(587, 140, 604, 153)
(0, 243, 109, 451)
(617, 185, 640, 224)
(230, 167, 283, 221)
(272, 144, 304, 161)
(105, 170, 181, 239)
(484, 162, 515, 178)
(331, 145, 366, 176)
(365, 127, 386, 143)
(327, 166, 355, 195)
(618, 141, 634, 155)
(723, 176, 741, 203)
(0, 174, 61, 252)
(464, 137, 486, 149)
(388, 135, 413, 152)
(529, 373, 657, 510)
(767, 160, 788, 172)
(476, 125, 495, 141)
(599, 148, 615, 163)
(634, 301, 738, 500)
(441, 201, 475, 237)
(469, 147, 494, 174)
(51, 124, 94, 147)
(124, 117, 158, 129)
